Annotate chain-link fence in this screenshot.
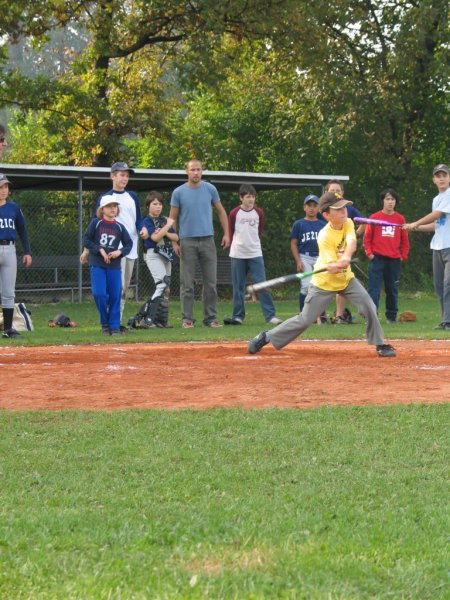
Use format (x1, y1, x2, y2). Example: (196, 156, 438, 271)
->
(14, 189, 185, 304)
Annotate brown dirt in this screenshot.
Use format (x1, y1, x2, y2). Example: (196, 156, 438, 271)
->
(1, 340, 449, 410)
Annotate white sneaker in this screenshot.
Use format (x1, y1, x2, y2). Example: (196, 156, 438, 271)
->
(268, 317, 282, 325)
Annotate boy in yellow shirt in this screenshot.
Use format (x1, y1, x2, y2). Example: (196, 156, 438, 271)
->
(248, 192, 396, 357)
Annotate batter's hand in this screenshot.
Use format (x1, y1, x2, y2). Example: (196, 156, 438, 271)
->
(23, 254, 32, 267)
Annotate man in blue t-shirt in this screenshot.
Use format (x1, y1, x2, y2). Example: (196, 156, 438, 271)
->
(169, 160, 230, 328)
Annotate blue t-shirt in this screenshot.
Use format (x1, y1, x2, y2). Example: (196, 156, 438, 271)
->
(290, 219, 326, 255)
(170, 181, 220, 239)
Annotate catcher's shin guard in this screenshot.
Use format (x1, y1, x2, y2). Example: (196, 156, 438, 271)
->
(153, 276, 171, 327)
(141, 295, 163, 328)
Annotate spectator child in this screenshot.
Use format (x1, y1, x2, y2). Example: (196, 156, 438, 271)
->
(134, 191, 179, 328)
(364, 188, 409, 323)
(224, 184, 282, 326)
(83, 197, 132, 336)
(290, 193, 326, 312)
(403, 163, 450, 330)
(0, 174, 32, 339)
(81, 161, 143, 327)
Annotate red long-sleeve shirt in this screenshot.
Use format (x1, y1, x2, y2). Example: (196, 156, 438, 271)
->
(363, 211, 410, 260)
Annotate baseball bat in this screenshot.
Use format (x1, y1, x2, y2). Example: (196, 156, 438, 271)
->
(247, 259, 358, 294)
(247, 267, 328, 293)
(354, 217, 403, 228)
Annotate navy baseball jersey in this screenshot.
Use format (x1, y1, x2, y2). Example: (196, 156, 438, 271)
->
(83, 218, 132, 269)
(290, 219, 326, 255)
(0, 201, 32, 254)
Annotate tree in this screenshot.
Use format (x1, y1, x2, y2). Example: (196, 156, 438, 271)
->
(0, 0, 295, 165)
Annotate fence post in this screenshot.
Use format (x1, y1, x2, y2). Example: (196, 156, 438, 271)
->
(78, 176, 83, 303)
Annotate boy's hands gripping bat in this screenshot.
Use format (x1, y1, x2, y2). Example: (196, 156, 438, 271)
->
(354, 217, 403, 228)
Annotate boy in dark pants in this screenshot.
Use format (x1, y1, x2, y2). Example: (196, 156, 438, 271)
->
(248, 192, 396, 358)
(364, 188, 409, 323)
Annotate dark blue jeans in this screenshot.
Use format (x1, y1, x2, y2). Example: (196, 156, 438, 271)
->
(368, 255, 401, 321)
(231, 256, 276, 322)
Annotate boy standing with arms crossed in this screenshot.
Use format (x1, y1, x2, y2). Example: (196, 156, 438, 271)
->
(248, 192, 396, 358)
(403, 163, 450, 330)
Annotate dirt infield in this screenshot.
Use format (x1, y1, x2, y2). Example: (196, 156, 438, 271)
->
(0, 340, 448, 410)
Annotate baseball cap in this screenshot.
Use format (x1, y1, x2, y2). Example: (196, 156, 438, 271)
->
(99, 196, 119, 209)
(319, 192, 353, 212)
(0, 174, 11, 185)
(433, 163, 449, 175)
(304, 194, 319, 204)
(110, 161, 135, 174)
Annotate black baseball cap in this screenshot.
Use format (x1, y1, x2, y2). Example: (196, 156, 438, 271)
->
(304, 194, 319, 204)
(110, 161, 135, 174)
(0, 173, 11, 185)
(433, 164, 449, 175)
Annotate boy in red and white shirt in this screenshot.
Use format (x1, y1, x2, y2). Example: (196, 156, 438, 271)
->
(364, 188, 409, 323)
(224, 184, 282, 325)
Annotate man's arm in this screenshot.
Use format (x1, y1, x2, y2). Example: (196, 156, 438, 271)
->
(214, 201, 230, 248)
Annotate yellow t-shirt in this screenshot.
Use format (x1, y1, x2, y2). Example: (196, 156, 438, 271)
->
(311, 219, 356, 291)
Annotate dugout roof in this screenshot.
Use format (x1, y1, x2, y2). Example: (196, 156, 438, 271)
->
(0, 163, 349, 193)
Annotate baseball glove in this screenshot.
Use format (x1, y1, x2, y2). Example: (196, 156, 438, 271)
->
(48, 313, 77, 327)
(398, 310, 417, 322)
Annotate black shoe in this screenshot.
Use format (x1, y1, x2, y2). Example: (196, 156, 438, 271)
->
(101, 325, 110, 336)
(248, 332, 268, 354)
(224, 317, 243, 325)
(110, 328, 121, 336)
(376, 344, 396, 358)
(2, 328, 21, 339)
(119, 324, 129, 333)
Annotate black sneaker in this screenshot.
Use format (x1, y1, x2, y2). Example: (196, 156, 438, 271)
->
(110, 328, 121, 336)
(376, 344, 396, 358)
(248, 332, 269, 354)
(101, 325, 110, 336)
(2, 328, 21, 339)
(224, 317, 243, 325)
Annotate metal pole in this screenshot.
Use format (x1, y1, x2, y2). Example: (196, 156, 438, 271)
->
(78, 176, 83, 303)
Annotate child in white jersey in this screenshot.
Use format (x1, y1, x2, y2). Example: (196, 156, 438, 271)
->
(224, 184, 282, 326)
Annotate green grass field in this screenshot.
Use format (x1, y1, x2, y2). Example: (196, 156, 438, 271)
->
(4, 290, 449, 346)
(1, 293, 449, 598)
(1, 407, 449, 599)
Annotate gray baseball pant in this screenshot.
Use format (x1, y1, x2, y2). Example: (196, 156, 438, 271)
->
(0, 245, 17, 309)
(268, 278, 384, 349)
